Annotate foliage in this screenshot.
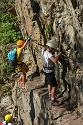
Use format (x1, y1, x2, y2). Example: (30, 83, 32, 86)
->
(67, 99, 76, 109)
(0, 13, 22, 77)
(72, 66, 77, 76)
(0, 1, 23, 81)
(0, 62, 13, 73)
(0, 13, 22, 44)
(2, 84, 12, 96)
(0, 84, 3, 88)
(0, 0, 14, 13)
(45, 24, 53, 35)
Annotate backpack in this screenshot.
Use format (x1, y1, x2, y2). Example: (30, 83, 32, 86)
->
(7, 48, 17, 66)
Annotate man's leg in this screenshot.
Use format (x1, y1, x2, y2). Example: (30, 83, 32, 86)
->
(48, 84, 52, 99)
(21, 71, 26, 88)
(51, 87, 60, 106)
(51, 87, 56, 99)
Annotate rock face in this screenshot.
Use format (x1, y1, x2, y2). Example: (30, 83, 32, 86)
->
(11, 76, 83, 125)
(8, 0, 83, 124)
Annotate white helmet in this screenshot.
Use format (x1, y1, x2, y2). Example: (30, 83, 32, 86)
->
(46, 39, 57, 49)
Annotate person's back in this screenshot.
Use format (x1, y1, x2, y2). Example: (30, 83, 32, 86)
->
(42, 50, 54, 73)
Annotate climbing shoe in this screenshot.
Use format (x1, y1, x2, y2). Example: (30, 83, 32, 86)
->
(17, 79, 23, 83)
(51, 100, 60, 106)
(22, 85, 26, 89)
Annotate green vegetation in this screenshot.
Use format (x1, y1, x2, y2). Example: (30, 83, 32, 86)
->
(45, 24, 53, 35)
(72, 66, 77, 76)
(0, 0, 14, 13)
(67, 99, 76, 110)
(0, 0, 22, 85)
(1, 84, 12, 96)
(0, 13, 22, 44)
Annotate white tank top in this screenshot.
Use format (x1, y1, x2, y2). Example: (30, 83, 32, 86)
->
(41, 49, 54, 73)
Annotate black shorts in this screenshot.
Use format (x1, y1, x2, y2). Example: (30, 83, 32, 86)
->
(45, 72, 57, 87)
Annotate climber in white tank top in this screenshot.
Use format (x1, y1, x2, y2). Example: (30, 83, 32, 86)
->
(41, 39, 62, 106)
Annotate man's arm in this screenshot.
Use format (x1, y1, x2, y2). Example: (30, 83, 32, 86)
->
(50, 52, 62, 63)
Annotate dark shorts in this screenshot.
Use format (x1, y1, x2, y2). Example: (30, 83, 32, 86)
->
(45, 72, 57, 87)
(17, 62, 29, 73)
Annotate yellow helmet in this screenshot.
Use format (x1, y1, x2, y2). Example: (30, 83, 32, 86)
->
(5, 114, 12, 122)
(16, 40, 24, 46)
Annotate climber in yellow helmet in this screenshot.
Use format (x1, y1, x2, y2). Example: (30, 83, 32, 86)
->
(16, 38, 30, 89)
(5, 114, 12, 122)
(2, 108, 15, 125)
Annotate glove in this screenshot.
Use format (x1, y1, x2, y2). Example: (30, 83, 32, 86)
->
(25, 36, 31, 41)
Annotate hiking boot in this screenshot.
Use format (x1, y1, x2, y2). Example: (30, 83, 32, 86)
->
(51, 100, 60, 106)
(49, 95, 58, 101)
